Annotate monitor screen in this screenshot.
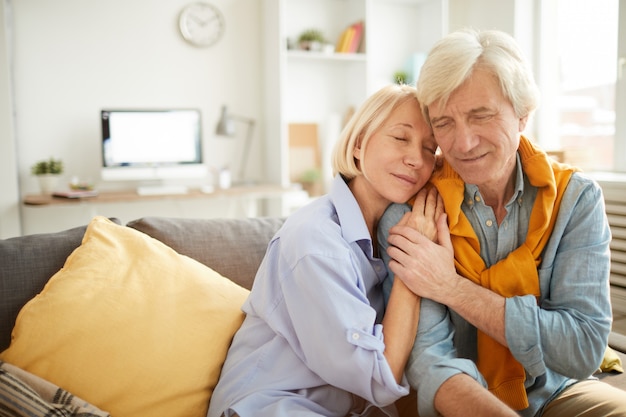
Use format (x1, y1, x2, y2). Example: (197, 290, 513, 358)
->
(101, 109, 207, 181)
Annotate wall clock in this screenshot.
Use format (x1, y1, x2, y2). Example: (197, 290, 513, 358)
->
(179, 2, 225, 47)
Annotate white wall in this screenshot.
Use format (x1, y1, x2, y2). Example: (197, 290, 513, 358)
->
(449, 0, 514, 33)
(11, 0, 264, 201)
(0, 0, 543, 237)
(0, 1, 20, 238)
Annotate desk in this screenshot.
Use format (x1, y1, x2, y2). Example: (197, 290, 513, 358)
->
(22, 184, 308, 235)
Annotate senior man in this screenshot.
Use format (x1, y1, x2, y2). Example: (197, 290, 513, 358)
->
(380, 28, 626, 417)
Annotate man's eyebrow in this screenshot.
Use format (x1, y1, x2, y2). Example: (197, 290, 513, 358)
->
(468, 106, 492, 114)
(431, 107, 493, 124)
(430, 115, 449, 125)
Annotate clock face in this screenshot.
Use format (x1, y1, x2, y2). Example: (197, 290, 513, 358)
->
(179, 2, 225, 47)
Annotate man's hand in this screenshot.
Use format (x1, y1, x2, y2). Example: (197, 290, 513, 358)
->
(386, 207, 458, 302)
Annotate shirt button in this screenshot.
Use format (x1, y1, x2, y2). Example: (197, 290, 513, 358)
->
(352, 333, 360, 340)
(475, 196, 481, 202)
(486, 219, 493, 227)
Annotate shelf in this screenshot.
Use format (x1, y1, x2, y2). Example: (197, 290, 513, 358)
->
(261, 0, 448, 189)
(23, 184, 301, 206)
(21, 183, 310, 235)
(286, 50, 366, 62)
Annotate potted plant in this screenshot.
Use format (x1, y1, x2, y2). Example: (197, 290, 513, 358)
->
(297, 29, 326, 51)
(298, 168, 323, 196)
(31, 157, 64, 194)
(393, 70, 409, 85)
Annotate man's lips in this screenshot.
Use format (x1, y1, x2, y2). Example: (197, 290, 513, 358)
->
(457, 152, 487, 162)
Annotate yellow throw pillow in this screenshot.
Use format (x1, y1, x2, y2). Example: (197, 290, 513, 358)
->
(0, 216, 249, 417)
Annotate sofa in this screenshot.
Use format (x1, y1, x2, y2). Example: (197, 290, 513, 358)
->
(0, 215, 624, 417)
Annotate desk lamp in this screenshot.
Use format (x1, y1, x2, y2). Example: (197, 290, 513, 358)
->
(215, 105, 256, 184)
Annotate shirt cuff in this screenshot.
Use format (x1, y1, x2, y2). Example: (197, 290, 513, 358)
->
(505, 295, 546, 377)
(414, 358, 486, 417)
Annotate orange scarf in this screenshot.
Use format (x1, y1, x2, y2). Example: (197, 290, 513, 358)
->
(430, 136, 577, 410)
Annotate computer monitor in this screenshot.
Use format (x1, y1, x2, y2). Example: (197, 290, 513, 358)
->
(100, 109, 208, 187)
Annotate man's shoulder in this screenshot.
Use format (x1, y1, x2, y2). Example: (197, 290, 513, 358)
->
(566, 171, 602, 195)
(379, 203, 412, 234)
(555, 171, 605, 219)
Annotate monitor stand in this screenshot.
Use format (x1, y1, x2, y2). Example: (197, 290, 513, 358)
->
(136, 184, 188, 196)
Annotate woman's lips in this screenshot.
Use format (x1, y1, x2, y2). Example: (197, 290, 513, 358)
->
(394, 173, 418, 185)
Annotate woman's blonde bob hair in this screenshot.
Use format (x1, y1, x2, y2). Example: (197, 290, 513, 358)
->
(416, 28, 540, 122)
(332, 83, 419, 179)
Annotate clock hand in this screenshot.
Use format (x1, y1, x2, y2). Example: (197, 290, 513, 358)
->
(189, 14, 207, 26)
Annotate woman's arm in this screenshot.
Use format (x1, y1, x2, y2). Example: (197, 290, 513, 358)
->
(381, 187, 445, 382)
(382, 278, 420, 382)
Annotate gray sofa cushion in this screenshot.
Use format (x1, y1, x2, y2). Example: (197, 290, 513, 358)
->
(126, 216, 285, 290)
(0, 225, 88, 351)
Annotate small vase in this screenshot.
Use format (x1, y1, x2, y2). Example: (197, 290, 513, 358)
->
(37, 174, 60, 195)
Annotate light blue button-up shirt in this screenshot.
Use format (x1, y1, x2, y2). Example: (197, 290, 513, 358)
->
(208, 175, 410, 417)
(378, 155, 612, 417)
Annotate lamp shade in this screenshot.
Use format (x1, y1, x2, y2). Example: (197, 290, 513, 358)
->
(215, 106, 235, 136)
(214, 105, 256, 184)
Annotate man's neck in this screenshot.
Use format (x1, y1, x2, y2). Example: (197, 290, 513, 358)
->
(477, 166, 517, 225)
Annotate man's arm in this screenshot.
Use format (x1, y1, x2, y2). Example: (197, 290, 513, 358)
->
(434, 374, 517, 417)
(388, 175, 613, 379)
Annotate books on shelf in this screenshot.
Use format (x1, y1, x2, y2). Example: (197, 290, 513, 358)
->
(52, 189, 99, 199)
(335, 21, 364, 53)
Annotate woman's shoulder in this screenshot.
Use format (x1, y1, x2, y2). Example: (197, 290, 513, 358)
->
(281, 196, 342, 240)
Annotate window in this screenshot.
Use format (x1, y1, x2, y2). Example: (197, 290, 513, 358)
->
(536, 0, 620, 172)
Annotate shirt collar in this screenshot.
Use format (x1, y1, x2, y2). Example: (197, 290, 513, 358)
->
(329, 174, 371, 245)
(464, 153, 525, 209)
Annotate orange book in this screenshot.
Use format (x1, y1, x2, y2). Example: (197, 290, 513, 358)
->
(335, 27, 349, 52)
(340, 26, 355, 53)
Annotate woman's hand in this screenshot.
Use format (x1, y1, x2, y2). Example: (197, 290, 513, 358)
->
(396, 186, 444, 242)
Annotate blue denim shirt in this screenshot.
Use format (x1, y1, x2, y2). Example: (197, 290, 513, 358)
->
(208, 175, 408, 417)
(378, 156, 612, 417)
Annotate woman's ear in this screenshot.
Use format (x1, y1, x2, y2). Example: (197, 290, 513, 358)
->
(353, 138, 363, 161)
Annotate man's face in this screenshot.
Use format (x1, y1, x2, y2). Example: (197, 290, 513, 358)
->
(427, 68, 527, 190)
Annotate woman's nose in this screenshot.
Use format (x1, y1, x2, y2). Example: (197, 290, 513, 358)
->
(404, 145, 425, 168)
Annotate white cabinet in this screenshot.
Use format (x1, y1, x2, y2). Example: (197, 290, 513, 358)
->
(262, 0, 448, 192)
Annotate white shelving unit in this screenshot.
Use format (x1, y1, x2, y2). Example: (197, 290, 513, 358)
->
(262, 0, 448, 195)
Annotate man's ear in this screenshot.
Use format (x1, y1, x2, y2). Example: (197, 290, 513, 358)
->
(519, 115, 529, 132)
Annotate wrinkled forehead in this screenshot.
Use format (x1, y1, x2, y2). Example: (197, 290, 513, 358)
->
(426, 68, 504, 119)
